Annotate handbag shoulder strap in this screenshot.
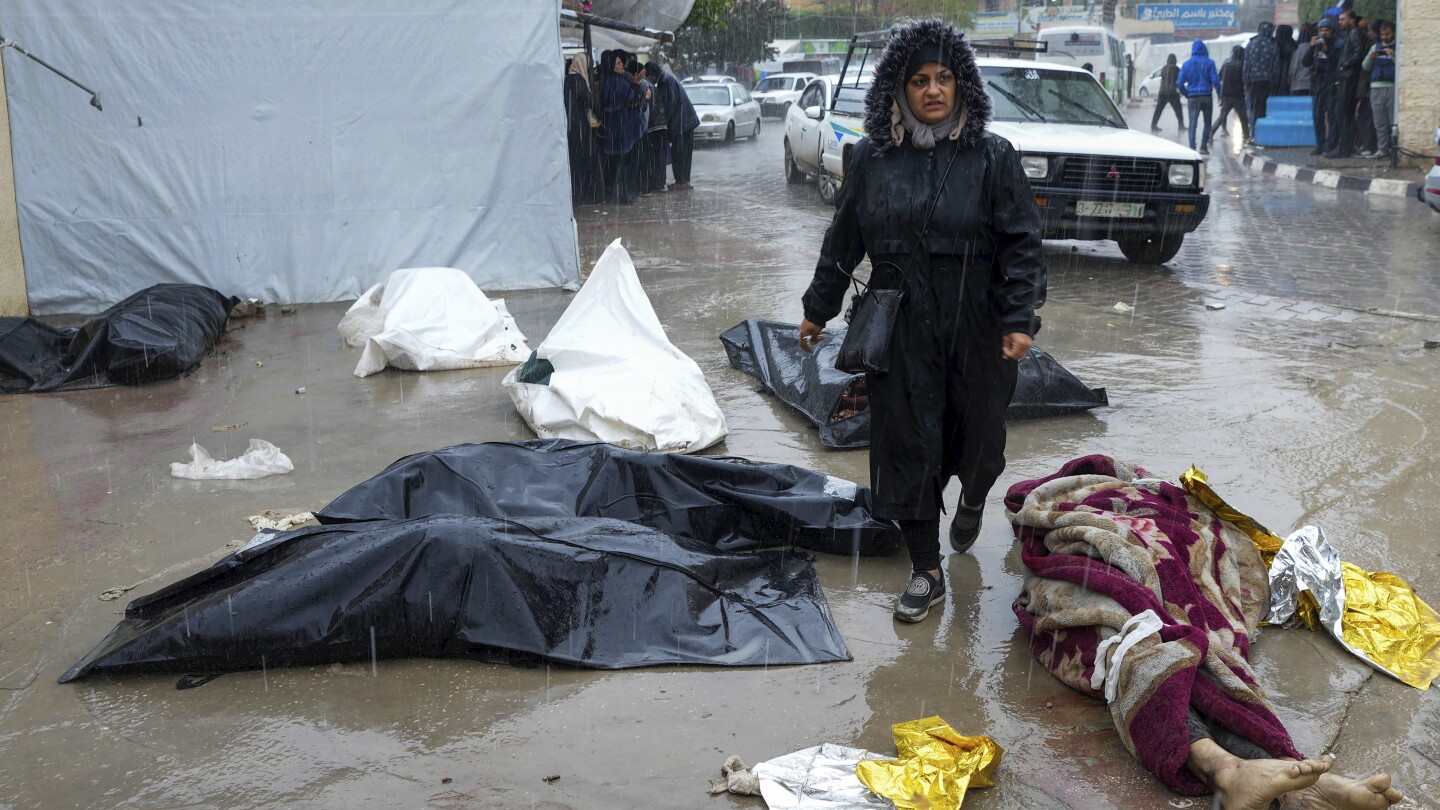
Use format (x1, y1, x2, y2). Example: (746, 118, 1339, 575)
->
(842, 142, 963, 293)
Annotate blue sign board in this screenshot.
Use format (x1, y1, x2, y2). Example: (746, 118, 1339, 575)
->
(1135, 4, 1238, 31)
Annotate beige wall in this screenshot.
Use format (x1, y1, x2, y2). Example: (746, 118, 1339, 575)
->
(1397, 0, 1437, 158)
(0, 54, 27, 316)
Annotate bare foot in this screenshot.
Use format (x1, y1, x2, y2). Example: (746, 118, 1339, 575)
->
(1279, 771, 1405, 809)
(1212, 757, 1332, 810)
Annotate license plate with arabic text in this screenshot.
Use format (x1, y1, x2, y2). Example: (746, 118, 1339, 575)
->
(1076, 201, 1145, 218)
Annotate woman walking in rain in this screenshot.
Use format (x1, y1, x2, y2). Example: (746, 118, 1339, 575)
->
(798, 19, 1045, 623)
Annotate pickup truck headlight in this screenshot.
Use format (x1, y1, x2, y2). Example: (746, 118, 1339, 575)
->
(1168, 163, 1196, 187)
(1020, 155, 1049, 180)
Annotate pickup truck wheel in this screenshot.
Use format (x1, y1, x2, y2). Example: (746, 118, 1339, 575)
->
(818, 175, 837, 205)
(1118, 234, 1184, 265)
(724, 121, 736, 143)
(784, 140, 804, 184)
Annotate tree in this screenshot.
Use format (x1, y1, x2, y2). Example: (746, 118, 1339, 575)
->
(1298, 0, 1397, 25)
(674, 0, 790, 74)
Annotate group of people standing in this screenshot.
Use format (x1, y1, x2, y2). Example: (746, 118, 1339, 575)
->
(1302, 9, 1398, 159)
(1149, 11, 1397, 160)
(563, 50, 699, 207)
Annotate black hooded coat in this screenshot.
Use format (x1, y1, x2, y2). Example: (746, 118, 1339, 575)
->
(801, 19, 1045, 522)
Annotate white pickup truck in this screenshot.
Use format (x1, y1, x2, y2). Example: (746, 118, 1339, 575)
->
(783, 39, 1210, 265)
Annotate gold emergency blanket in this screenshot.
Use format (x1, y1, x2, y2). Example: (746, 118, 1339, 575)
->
(1338, 563, 1440, 690)
(854, 717, 1001, 810)
(1181, 466, 1440, 690)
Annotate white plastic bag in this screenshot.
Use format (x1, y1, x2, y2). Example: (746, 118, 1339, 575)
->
(170, 439, 294, 480)
(338, 267, 530, 378)
(502, 239, 728, 454)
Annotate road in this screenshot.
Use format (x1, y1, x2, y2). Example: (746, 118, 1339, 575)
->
(1, 107, 1437, 809)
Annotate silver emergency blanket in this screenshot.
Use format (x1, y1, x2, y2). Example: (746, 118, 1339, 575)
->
(1264, 525, 1433, 685)
(1266, 526, 1345, 631)
(752, 744, 892, 810)
(4, 0, 580, 314)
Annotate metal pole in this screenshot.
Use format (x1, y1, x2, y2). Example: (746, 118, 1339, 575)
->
(0, 35, 102, 110)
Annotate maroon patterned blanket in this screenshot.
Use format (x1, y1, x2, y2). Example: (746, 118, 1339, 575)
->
(1006, 456, 1302, 795)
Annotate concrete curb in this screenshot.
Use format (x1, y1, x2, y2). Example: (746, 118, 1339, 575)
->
(1239, 150, 1420, 198)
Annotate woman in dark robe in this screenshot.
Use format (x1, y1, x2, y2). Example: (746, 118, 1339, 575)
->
(598, 50, 644, 205)
(564, 53, 604, 205)
(797, 19, 1046, 624)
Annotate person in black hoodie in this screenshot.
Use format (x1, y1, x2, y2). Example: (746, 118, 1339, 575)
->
(1274, 24, 1297, 96)
(797, 19, 1045, 624)
(1217, 46, 1251, 143)
(1243, 22, 1279, 134)
(657, 68, 699, 189)
(1150, 53, 1184, 132)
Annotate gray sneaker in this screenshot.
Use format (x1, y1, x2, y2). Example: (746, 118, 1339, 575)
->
(894, 570, 946, 623)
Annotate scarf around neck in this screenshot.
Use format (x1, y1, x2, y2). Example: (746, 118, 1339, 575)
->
(891, 90, 965, 150)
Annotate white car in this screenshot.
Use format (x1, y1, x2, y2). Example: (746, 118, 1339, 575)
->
(782, 75, 870, 201)
(752, 73, 816, 119)
(686, 82, 762, 143)
(1418, 126, 1440, 214)
(682, 75, 741, 85)
(809, 53, 1208, 264)
(1137, 65, 1164, 97)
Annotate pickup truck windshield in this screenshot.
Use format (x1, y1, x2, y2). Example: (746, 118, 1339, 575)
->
(980, 66, 1126, 128)
(686, 86, 732, 107)
(755, 77, 794, 93)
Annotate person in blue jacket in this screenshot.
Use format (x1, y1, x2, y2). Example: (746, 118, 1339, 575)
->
(1178, 39, 1220, 154)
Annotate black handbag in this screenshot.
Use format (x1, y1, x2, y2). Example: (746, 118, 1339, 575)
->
(834, 146, 962, 375)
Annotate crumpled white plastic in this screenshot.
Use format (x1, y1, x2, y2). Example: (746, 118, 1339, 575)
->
(502, 238, 728, 454)
(170, 439, 294, 480)
(752, 743, 892, 809)
(338, 267, 530, 378)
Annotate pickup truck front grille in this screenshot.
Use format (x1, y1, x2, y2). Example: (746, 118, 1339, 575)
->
(1057, 156, 1166, 192)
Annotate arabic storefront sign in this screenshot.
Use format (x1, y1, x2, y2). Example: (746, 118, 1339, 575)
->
(1135, 3, 1238, 31)
(972, 6, 1103, 38)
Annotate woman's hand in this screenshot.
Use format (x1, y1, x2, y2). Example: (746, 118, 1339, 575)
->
(1001, 332, 1032, 361)
(799, 319, 824, 353)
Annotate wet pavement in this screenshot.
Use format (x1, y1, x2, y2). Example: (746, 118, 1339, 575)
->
(3, 111, 1440, 809)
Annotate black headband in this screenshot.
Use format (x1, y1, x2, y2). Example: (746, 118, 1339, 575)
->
(905, 41, 954, 81)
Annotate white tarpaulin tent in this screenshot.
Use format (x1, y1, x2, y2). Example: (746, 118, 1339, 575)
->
(2, 0, 580, 314)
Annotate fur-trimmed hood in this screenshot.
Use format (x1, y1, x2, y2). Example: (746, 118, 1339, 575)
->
(862, 19, 991, 152)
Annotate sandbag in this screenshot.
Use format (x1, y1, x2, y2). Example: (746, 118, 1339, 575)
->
(337, 267, 530, 378)
(503, 239, 728, 453)
(0, 284, 234, 393)
(720, 320, 1109, 448)
(59, 514, 851, 682)
(316, 439, 901, 556)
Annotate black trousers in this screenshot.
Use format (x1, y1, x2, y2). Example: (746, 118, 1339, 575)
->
(1311, 83, 1332, 148)
(670, 128, 695, 184)
(1186, 708, 1272, 761)
(1151, 92, 1183, 129)
(1327, 75, 1358, 154)
(1249, 80, 1273, 122)
(1217, 96, 1250, 140)
(1355, 97, 1376, 153)
(639, 129, 668, 192)
(602, 149, 638, 204)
